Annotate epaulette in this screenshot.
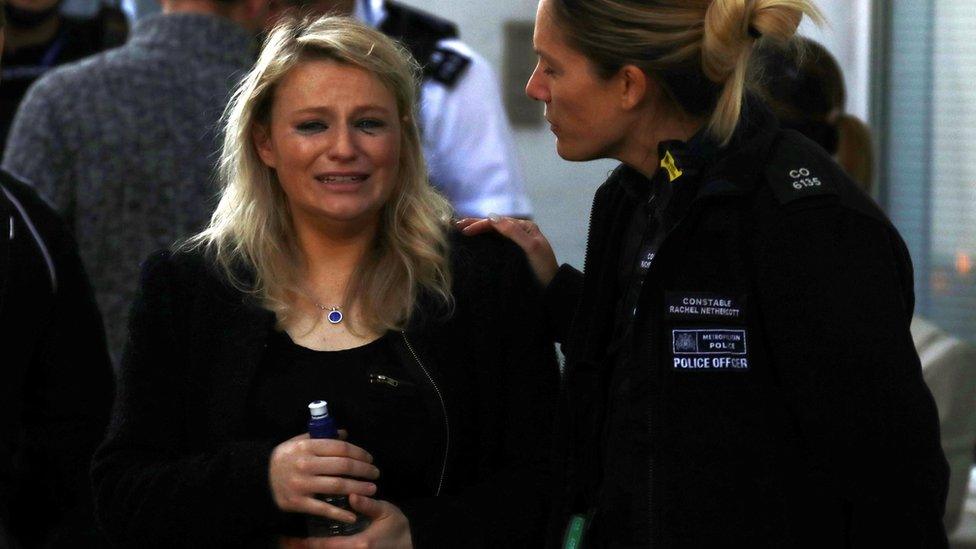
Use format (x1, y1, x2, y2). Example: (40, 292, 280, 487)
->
(380, 1, 471, 87)
(425, 47, 471, 88)
(763, 130, 841, 207)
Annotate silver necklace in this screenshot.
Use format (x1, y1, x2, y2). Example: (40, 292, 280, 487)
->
(314, 302, 344, 324)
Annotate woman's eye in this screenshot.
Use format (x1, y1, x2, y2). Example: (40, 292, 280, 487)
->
(296, 121, 327, 133)
(356, 119, 386, 132)
(543, 66, 556, 76)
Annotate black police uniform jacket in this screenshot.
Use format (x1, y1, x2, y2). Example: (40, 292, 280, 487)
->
(543, 101, 949, 547)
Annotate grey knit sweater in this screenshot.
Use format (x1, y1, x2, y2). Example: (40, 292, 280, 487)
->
(3, 13, 256, 363)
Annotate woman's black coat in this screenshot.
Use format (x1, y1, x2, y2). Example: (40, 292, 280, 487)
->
(91, 232, 558, 548)
(0, 170, 114, 547)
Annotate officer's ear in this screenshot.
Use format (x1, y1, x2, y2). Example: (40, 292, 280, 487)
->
(615, 64, 649, 112)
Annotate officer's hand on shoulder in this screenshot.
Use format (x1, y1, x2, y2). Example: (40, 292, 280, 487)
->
(457, 216, 558, 286)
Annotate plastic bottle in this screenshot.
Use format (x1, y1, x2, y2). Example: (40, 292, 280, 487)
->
(305, 400, 370, 537)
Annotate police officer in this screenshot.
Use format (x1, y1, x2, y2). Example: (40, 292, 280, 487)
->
(267, 0, 533, 218)
(460, 0, 950, 546)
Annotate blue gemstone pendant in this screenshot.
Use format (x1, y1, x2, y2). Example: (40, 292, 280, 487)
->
(327, 308, 343, 324)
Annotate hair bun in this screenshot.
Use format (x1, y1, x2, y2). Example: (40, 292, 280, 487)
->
(750, 0, 808, 44)
(703, 0, 813, 83)
(702, 0, 753, 83)
(701, 0, 822, 144)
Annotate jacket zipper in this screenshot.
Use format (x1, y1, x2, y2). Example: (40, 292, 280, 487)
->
(368, 374, 403, 388)
(565, 183, 613, 531)
(400, 331, 449, 496)
(639, 191, 671, 547)
(640, 193, 723, 544)
(644, 196, 659, 546)
(573, 176, 692, 539)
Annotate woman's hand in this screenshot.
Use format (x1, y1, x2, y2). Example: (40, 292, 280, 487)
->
(306, 494, 412, 549)
(457, 215, 559, 286)
(269, 433, 380, 523)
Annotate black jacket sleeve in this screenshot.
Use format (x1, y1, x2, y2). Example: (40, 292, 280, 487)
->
(91, 252, 280, 547)
(544, 264, 583, 345)
(399, 237, 560, 548)
(755, 201, 949, 546)
(0, 175, 114, 547)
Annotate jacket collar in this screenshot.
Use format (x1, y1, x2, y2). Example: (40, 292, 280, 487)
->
(612, 95, 778, 204)
(694, 95, 781, 199)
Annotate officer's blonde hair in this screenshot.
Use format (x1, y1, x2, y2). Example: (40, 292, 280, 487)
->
(187, 15, 452, 333)
(549, 0, 822, 145)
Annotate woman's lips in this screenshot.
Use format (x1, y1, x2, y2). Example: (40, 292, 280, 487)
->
(315, 174, 368, 183)
(314, 173, 369, 191)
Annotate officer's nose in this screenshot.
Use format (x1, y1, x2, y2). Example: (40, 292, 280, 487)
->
(525, 63, 550, 103)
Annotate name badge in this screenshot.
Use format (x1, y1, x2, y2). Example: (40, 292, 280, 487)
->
(665, 291, 746, 323)
(672, 329, 750, 371)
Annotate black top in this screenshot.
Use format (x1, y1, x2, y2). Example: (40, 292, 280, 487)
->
(248, 330, 436, 513)
(92, 232, 559, 548)
(543, 98, 948, 547)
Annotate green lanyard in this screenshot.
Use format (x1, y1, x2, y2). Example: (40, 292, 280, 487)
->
(562, 514, 587, 549)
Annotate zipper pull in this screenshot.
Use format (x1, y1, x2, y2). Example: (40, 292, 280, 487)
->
(369, 374, 400, 388)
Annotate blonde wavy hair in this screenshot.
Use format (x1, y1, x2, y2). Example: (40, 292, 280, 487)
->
(549, 0, 823, 145)
(185, 15, 453, 333)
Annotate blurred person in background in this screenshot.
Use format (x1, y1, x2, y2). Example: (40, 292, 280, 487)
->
(91, 15, 556, 547)
(2, 0, 269, 365)
(461, 0, 949, 546)
(751, 36, 874, 192)
(266, 0, 533, 218)
(0, 1, 115, 546)
(0, 0, 126, 150)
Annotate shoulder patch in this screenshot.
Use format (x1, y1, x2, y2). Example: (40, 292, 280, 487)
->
(425, 47, 471, 87)
(764, 132, 841, 206)
(380, 2, 469, 87)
